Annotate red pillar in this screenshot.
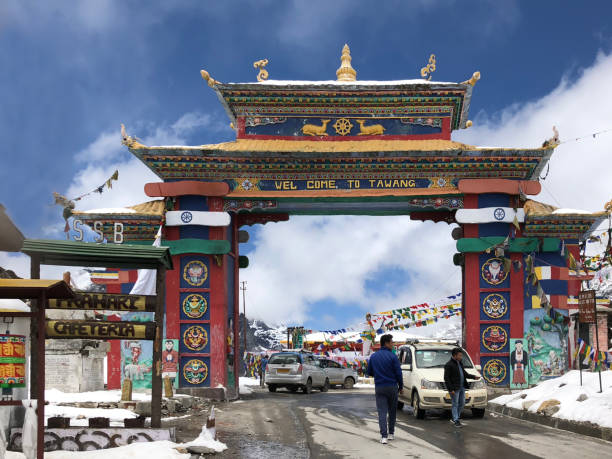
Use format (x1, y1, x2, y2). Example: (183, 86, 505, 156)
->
(209, 197, 228, 388)
(510, 252, 524, 339)
(462, 194, 480, 363)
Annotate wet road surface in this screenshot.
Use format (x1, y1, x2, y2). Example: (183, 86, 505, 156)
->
(172, 387, 611, 458)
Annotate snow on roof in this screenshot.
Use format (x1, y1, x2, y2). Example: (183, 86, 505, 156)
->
(304, 331, 362, 343)
(552, 208, 595, 215)
(78, 207, 137, 214)
(0, 298, 30, 312)
(230, 79, 459, 86)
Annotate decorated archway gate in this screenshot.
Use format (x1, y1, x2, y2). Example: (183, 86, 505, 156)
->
(76, 46, 605, 393)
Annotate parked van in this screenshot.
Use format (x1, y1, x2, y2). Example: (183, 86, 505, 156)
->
(397, 341, 487, 419)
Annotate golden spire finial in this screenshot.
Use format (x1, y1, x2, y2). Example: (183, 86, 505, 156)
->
(336, 44, 357, 81)
(420, 54, 436, 81)
(253, 59, 269, 82)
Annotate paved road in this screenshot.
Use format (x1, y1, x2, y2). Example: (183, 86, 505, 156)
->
(175, 387, 612, 458)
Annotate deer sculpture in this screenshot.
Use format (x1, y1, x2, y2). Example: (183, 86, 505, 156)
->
(301, 119, 330, 136)
(356, 120, 385, 136)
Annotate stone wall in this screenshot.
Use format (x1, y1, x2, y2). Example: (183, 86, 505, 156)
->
(45, 339, 109, 393)
(589, 312, 609, 351)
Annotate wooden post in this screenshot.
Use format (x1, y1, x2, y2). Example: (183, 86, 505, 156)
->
(29, 254, 40, 401)
(150, 265, 166, 428)
(121, 379, 133, 401)
(163, 377, 173, 398)
(36, 291, 46, 459)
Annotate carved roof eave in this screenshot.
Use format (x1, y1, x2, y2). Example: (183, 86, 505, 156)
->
(214, 80, 474, 130)
(127, 142, 554, 180)
(126, 142, 553, 159)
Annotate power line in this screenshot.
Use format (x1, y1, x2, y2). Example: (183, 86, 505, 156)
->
(558, 127, 612, 146)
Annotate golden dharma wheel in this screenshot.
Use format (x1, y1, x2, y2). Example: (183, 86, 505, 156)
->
(333, 118, 353, 136)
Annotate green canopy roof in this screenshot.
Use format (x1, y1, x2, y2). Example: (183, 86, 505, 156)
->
(21, 239, 173, 270)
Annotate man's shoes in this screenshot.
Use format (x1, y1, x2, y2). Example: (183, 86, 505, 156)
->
(380, 437, 388, 444)
(454, 420, 463, 427)
(387, 434, 394, 441)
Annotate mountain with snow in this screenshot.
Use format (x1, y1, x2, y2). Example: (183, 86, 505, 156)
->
(240, 316, 287, 353)
(591, 266, 612, 299)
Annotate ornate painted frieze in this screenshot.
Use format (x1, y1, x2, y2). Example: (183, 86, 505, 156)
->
(223, 199, 278, 212)
(243, 116, 443, 137)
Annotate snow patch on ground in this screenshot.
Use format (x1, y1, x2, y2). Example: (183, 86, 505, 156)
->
(239, 376, 261, 395)
(7, 441, 190, 458)
(490, 370, 612, 428)
(182, 425, 228, 453)
(45, 388, 150, 404)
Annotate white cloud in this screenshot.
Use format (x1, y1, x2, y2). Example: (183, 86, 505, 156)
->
(66, 111, 222, 212)
(0, 251, 74, 281)
(455, 51, 612, 213)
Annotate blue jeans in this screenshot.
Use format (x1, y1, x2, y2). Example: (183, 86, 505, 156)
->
(451, 387, 465, 422)
(375, 385, 398, 438)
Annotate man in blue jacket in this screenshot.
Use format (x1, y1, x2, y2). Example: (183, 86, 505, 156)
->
(367, 334, 403, 444)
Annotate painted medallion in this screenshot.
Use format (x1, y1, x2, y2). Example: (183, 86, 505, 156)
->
(182, 294, 208, 319)
(481, 257, 508, 286)
(183, 359, 208, 385)
(180, 211, 193, 223)
(183, 260, 208, 287)
(483, 359, 506, 385)
(493, 208, 506, 221)
(183, 325, 209, 351)
(482, 294, 508, 319)
(482, 325, 508, 352)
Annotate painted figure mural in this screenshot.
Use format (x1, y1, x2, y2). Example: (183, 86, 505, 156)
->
(122, 341, 153, 388)
(510, 339, 529, 389)
(524, 310, 568, 385)
(162, 339, 179, 388)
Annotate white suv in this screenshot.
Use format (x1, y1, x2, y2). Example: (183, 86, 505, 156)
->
(397, 341, 487, 419)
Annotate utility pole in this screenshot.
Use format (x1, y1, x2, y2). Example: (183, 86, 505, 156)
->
(240, 281, 248, 355)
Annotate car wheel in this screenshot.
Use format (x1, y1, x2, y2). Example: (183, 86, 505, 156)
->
(268, 385, 276, 393)
(321, 378, 330, 392)
(412, 393, 425, 419)
(343, 377, 355, 389)
(397, 401, 405, 411)
(472, 408, 486, 418)
(302, 378, 312, 394)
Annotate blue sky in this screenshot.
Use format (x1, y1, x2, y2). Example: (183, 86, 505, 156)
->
(2, 1, 612, 330)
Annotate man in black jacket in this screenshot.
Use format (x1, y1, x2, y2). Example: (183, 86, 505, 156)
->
(444, 347, 479, 427)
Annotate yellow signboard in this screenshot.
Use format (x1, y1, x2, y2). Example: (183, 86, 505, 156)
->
(48, 293, 156, 312)
(46, 320, 156, 340)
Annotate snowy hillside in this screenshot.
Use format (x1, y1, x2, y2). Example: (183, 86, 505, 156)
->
(591, 266, 612, 298)
(241, 316, 287, 352)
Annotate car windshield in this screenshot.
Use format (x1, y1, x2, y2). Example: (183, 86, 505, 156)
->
(415, 349, 473, 369)
(269, 353, 301, 365)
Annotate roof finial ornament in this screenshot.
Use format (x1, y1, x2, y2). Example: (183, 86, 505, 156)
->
(420, 54, 436, 81)
(253, 59, 269, 82)
(336, 44, 357, 81)
(200, 69, 221, 87)
(542, 126, 560, 148)
(461, 71, 481, 86)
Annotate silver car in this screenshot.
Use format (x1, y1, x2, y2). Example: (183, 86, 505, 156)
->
(265, 351, 328, 394)
(318, 358, 358, 389)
